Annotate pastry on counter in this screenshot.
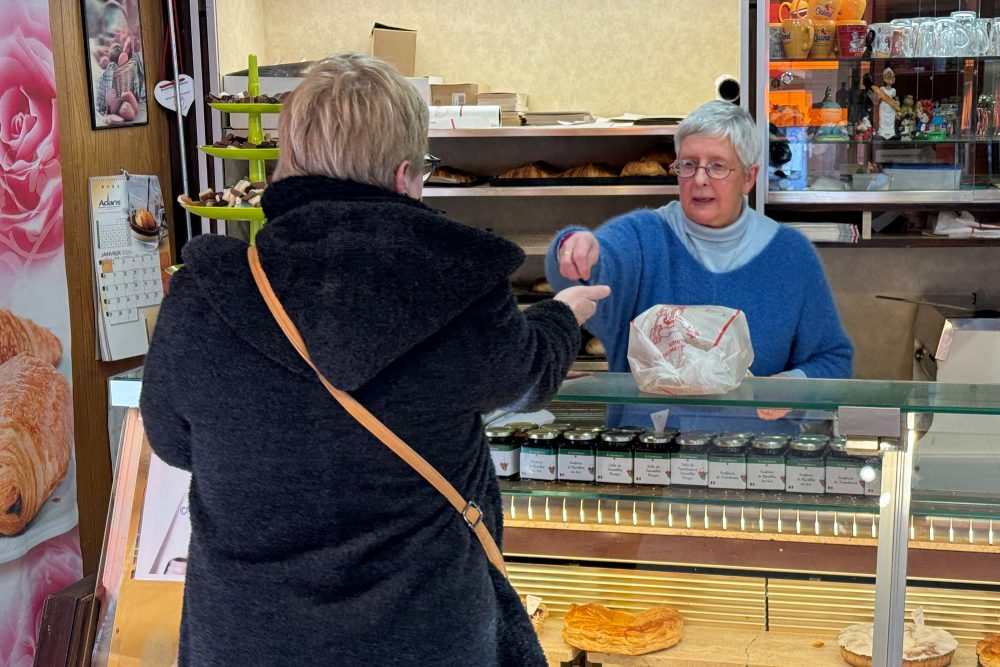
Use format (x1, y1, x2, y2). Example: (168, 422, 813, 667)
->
(522, 595, 549, 634)
(428, 165, 479, 185)
(562, 603, 683, 656)
(620, 160, 668, 177)
(530, 278, 554, 294)
(558, 162, 617, 178)
(496, 161, 561, 179)
(0, 308, 62, 366)
(584, 338, 606, 357)
(0, 354, 72, 536)
(978, 634, 1000, 667)
(837, 622, 957, 667)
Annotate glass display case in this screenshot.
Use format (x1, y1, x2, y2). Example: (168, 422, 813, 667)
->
(92, 371, 1000, 666)
(757, 0, 1000, 207)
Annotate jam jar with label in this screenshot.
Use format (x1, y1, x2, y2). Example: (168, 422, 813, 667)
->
(708, 434, 750, 490)
(672, 430, 714, 487)
(520, 428, 559, 481)
(634, 429, 677, 486)
(785, 436, 828, 494)
(825, 436, 865, 495)
(746, 435, 788, 490)
(486, 426, 519, 479)
(558, 430, 597, 482)
(596, 432, 634, 484)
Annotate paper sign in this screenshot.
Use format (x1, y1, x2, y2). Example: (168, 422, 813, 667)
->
(154, 75, 195, 116)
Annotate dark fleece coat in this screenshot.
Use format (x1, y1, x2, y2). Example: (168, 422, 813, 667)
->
(140, 176, 580, 666)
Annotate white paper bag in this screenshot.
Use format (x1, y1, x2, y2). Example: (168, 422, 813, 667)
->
(627, 304, 754, 395)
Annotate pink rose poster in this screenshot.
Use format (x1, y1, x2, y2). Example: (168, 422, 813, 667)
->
(0, 0, 84, 664)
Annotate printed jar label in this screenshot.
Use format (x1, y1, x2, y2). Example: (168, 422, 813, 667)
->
(596, 451, 633, 484)
(671, 451, 708, 487)
(634, 452, 670, 486)
(865, 464, 882, 496)
(826, 461, 865, 495)
(489, 444, 520, 478)
(558, 449, 596, 482)
(708, 456, 747, 490)
(520, 446, 557, 481)
(785, 459, 825, 494)
(747, 456, 785, 490)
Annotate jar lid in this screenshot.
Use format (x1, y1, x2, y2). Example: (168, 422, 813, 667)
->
(505, 422, 539, 432)
(676, 430, 715, 446)
(755, 434, 791, 444)
(719, 431, 755, 441)
(793, 435, 830, 445)
(564, 429, 597, 442)
(752, 438, 787, 451)
(526, 428, 559, 441)
(600, 432, 633, 444)
(829, 439, 848, 453)
(790, 440, 826, 452)
(639, 433, 672, 445)
(485, 427, 513, 438)
(577, 425, 607, 434)
(547, 423, 575, 432)
(713, 435, 748, 448)
(612, 426, 647, 435)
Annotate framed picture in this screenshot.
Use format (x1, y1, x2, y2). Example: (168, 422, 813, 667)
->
(81, 0, 148, 129)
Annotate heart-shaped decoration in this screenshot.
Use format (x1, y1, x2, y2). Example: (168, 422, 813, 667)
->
(154, 75, 195, 116)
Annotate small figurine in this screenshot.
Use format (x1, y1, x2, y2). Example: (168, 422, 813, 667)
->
(898, 95, 916, 140)
(916, 99, 934, 135)
(872, 67, 899, 140)
(976, 94, 993, 139)
(853, 115, 873, 141)
(847, 71, 872, 129)
(814, 86, 851, 141)
(836, 81, 850, 109)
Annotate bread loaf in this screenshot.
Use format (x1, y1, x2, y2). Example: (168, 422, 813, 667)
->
(0, 308, 62, 366)
(0, 354, 72, 535)
(562, 603, 683, 655)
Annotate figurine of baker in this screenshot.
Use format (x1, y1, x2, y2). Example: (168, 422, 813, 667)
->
(872, 67, 900, 140)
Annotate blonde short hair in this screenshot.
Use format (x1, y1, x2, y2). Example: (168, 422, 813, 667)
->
(273, 52, 428, 190)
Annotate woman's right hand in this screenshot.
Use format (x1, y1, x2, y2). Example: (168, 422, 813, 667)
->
(554, 284, 612, 325)
(558, 231, 600, 280)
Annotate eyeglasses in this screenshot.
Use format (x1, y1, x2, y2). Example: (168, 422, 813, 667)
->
(671, 159, 737, 180)
(422, 154, 441, 182)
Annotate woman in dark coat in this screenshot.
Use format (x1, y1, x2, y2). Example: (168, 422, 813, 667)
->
(140, 53, 610, 666)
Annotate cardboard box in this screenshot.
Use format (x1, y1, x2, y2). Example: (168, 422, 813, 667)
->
(428, 105, 500, 129)
(406, 75, 443, 105)
(370, 23, 416, 76)
(431, 83, 479, 107)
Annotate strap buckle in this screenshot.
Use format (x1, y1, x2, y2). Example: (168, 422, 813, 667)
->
(462, 501, 484, 530)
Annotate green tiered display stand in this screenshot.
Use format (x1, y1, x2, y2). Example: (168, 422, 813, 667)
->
(181, 54, 278, 244)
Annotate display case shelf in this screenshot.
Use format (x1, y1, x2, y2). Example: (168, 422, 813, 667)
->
(429, 126, 678, 138)
(768, 189, 1000, 205)
(423, 185, 679, 198)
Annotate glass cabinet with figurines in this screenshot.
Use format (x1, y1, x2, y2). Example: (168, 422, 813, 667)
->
(758, 0, 1000, 206)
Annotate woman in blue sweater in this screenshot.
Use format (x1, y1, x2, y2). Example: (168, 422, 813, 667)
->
(545, 101, 853, 431)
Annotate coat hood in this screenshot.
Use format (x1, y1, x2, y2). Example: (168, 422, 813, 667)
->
(180, 176, 525, 390)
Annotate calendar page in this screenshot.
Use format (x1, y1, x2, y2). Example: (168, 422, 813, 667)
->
(88, 175, 172, 361)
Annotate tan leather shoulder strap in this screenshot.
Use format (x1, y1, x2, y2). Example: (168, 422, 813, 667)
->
(247, 246, 506, 577)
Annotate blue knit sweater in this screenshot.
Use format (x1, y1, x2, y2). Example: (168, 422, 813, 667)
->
(545, 204, 853, 431)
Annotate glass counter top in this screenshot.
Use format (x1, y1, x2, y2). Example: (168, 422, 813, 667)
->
(556, 374, 1000, 414)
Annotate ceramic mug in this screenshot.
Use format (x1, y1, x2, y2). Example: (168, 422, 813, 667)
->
(783, 17, 816, 58)
(811, 19, 837, 57)
(805, 0, 841, 22)
(868, 23, 891, 57)
(836, 0, 866, 21)
(778, 0, 808, 21)
(836, 20, 867, 57)
(769, 23, 788, 59)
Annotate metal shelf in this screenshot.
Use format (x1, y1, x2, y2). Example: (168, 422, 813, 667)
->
(429, 126, 678, 138)
(423, 185, 678, 197)
(768, 190, 1000, 206)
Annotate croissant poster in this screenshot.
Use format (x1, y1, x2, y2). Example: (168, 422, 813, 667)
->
(0, 0, 83, 664)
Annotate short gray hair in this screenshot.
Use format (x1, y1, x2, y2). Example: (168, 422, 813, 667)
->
(274, 52, 429, 190)
(675, 101, 761, 169)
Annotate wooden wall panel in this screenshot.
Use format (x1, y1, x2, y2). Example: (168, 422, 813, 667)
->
(49, 0, 173, 571)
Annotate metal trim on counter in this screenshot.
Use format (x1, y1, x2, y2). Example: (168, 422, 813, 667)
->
(429, 126, 678, 138)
